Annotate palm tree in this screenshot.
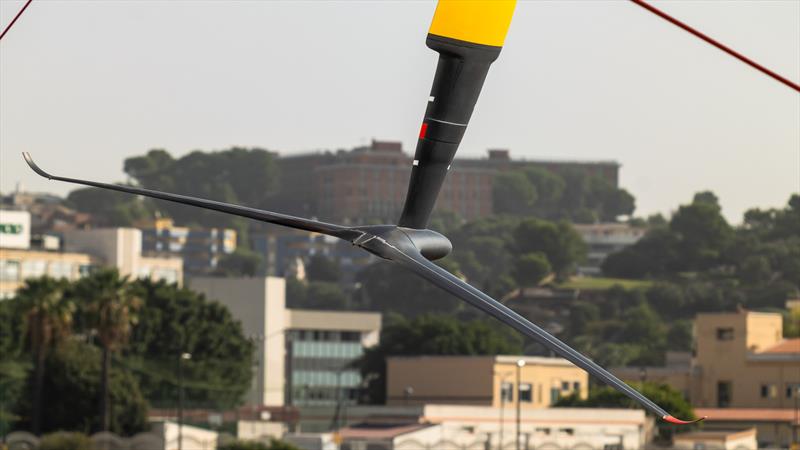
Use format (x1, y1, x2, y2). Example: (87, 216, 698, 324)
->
(77, 269, 142, 432)
(18, 277, 74, 434)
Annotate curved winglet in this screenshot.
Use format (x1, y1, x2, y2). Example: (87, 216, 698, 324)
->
(663, 415, 707, 425)
(21, 152, 352, 237)
(23, 152, 52, 179)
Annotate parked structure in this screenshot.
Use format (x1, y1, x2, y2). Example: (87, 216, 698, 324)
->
(187, 276, 381, 409)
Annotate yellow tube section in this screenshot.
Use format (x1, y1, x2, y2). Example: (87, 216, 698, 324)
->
(428, 0, 517, 48)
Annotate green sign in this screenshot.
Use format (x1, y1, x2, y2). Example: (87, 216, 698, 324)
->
(0, 223, 24, 234)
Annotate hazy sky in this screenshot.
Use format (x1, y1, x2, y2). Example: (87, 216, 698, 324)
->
(1, 0, 798, 224)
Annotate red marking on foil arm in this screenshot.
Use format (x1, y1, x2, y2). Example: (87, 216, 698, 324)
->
(419, 123, 428, 139)
(663, 415, 707, 425)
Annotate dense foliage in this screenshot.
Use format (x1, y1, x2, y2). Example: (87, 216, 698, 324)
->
(0, 273, 254, 434)
(555, 382, 694, 438)
(492, 166, 635, 222)
(603, 194, 800, 310)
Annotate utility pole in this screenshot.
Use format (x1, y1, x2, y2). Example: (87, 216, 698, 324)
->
(516, 359, 526, 450)
(495, 370, 512, 450)
(178, 352, 192, 450)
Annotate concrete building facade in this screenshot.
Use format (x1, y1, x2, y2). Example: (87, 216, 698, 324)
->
(612, 309, 800, 447)
(187, 276, 381, 409)
(139, 218, 237, 275)
(386, 355, 588, 409)
(64, 227, 183, 285)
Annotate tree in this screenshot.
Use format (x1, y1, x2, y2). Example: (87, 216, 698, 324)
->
(75, 269, 142, 431)
(126, 279, 254, 409)
(17, 277, 74, 434)
(67, 187, 155, 227)
(218, 440, 301, 450)
(513, 252, 551, 287)
(513, 218, 585, 279)
(217, 248, 263, 277)
(287, 280, 350, 310)
(555, 382, 695, 438)
(492, 171, 537, 215)
(122, 148, 278, 229)
(669, 194, 733, 271)
(358, 314, 522, 403)
(14, 341, 148, 435)
(305, 254, 342, 282)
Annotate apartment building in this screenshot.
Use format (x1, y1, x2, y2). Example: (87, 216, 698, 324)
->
(612, 309, 800, 447)
(139, 218, 237, 275)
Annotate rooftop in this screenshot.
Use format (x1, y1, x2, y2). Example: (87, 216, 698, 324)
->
(759, 338, 800, 354)
(695, 408, 800, 425)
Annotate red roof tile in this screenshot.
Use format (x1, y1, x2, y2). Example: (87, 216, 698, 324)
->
(759, 339, 800, 354)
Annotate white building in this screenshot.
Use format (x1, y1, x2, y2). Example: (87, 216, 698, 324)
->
(297, 404, 652, 450)
(64, 228, 183, 285)
(573, 223, 646, 276)
(187, 276, 381, 409)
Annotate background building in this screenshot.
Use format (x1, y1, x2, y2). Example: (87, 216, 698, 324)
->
(612, 309, 800, 448)
(187, 276, 381, 409)
(139, 218, 237, 275)
(64, 227, 183, 285)
(274, 140, 620, 225)
(572, 223, 646, 276)
(386, 355, 587, 409)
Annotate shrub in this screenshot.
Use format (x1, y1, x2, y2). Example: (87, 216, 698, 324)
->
(39, 432, 93, 450)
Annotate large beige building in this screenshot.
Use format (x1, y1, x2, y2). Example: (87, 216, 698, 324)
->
(612, 309, 800, 447)
(387, 355, 588, 409)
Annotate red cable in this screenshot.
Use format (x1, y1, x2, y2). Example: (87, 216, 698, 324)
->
(0, 0, 33, 41)
(630, 0, 800, 93)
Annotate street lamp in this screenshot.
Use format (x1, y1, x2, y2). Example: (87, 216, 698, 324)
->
(178, 352, 192, 450)
(495, 370, 512, 450)
(516, 359, 526, 450)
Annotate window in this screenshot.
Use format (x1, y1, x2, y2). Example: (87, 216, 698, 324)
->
(0, 260, 20, 282)
(760, 384, 777, 399)
(519, 383, 532, 402)
(561, 381, 570, 390)
(550, 387, 561, 404)
(716, 328, 734, 340)
(717, 381, 732, 408)
(785, 383, 800, 399)
(573, 381, 581, 391)
(500, 382, 513, 402)
(22, 260, 46, 278)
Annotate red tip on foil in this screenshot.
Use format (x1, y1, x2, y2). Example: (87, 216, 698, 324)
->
(662, 415, 707, 425)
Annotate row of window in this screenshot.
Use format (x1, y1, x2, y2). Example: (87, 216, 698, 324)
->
(717, 381, 800, 407)
(291, 341, 364, 359)
(287, 329, 362, 343)
(291, 369, 361, 388)
(0, 259, 91, 282)
(760, 383, 800, 399)
(500, 380, 581, 403)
